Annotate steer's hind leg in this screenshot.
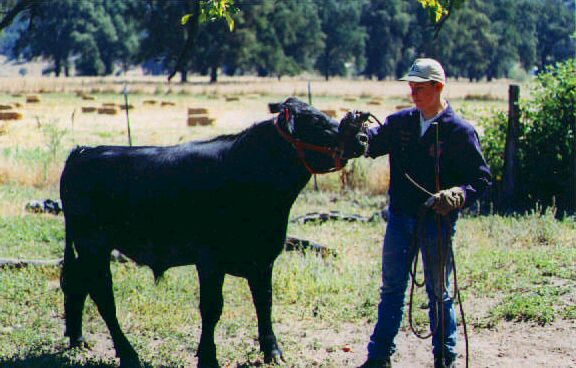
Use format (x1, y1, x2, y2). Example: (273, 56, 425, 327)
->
(61, 247, 89, 348)
(248, 265, 283, 364)
(196, 264, 225, 368)
(83, 249, 141, 368)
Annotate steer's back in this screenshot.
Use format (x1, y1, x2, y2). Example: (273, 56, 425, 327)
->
(61, 142, 227, 216)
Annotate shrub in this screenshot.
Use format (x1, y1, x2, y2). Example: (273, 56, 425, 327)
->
(480, 58, 575, 214)
(479, 110, 507, 182)
(519, 59, 575, 214)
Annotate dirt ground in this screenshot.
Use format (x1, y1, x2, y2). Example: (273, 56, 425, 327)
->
(79, 317, 575, 367)
(314, 320, 576, 368)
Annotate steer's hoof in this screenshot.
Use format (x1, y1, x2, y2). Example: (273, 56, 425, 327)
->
(119, 355, 142, 368)
(264, 349, 285, 365)
(69, 336, 91, 350)
(197, 358, 220, 368)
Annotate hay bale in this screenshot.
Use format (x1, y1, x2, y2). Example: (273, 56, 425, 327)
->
(0, 112, 23, 120)
(0, 105, 12, 110)
(161, 101, 175, 106)
(82, 107, 97, 113)
(26, 95, 40, 103)
(81, 95, 96, 101)
(343, 97, 357, 102)
(187, 116, 214, 127)
(368, 100, 381, 106)
(143, 100, 157, 105)
(188, 108, 209, 115)
(102, 103, 116, 107)
(119, 104, 134, 110)
(13, 102, 22, 108)
(11, 93, 22, 98)
(321, 109, 337, 118)
(97, 107, 118, 115)
(395, 104, 412, 110)
(225, 96, 240, 102)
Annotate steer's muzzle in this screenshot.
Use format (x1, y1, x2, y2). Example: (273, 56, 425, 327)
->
(338, 111, 370, 159)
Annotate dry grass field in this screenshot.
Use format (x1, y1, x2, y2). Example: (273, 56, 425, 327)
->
(0, 75, 511, 209)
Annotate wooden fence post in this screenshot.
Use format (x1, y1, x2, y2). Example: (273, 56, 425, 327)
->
(571, 117, 576, 215)
(501, 84, 520, 211)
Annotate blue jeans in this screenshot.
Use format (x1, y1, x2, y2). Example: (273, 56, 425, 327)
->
(367, 208, 457, 362)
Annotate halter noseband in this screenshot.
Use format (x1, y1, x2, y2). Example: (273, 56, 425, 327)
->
(274, 109, 345, 175)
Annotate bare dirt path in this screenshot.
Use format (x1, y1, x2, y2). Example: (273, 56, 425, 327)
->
(297, 320, 576, 368)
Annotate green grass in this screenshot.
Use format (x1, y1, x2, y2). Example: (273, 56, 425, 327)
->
(0, 190, 574, 367)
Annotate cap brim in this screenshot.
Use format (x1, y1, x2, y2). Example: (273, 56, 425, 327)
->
(399, 75, 433, 82)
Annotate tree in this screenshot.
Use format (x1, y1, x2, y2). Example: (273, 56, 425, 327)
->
(483, 0, 520, 81)
(191, 17, 234, 82)
(362, 0, 410, 80)
(6, 0, 141, 76)
(535, 0, 575, 70)
(99, 0, 142, 75)
(11, 0, 83, 76)
(514, 0, 538, 71)
(232, 0, 323, 79)
(315, 0, 366, 80)
(438, 0, 496, 81)
(139, 0, 193, 81)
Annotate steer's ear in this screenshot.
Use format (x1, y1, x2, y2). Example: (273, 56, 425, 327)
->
(270, 102, 296, 135)
(269, 102, 283, 113)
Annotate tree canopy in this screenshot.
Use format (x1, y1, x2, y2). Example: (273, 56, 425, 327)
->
(0, 0, 573, 81)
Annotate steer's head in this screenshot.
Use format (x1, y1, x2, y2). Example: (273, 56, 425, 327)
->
(269, 97, 367, 174)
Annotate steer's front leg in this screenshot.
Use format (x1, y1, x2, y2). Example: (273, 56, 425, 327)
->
(248, 265, 284, 364)
(197, 264, 225, 368)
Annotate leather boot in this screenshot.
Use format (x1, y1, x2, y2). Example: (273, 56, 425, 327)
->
(357, 356, 392, 368)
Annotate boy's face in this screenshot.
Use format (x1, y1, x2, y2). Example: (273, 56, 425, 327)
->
(408, 81, 443, 113)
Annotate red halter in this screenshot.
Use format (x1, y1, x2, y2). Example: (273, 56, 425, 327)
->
(274, 109, 344, 175)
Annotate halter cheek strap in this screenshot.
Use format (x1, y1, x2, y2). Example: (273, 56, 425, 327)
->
(274, 111, 344, 175)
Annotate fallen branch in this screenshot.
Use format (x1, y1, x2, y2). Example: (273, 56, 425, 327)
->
(0, 237, 333, 269)
(290, 210, 387, 225)
(0, 250, 128, 269)
(0, 258, 62, 268)
(285, 236, 336, 258)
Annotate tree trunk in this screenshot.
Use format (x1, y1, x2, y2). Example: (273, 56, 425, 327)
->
(54, 58, 61, 77)
(168, 0, 200, 82)
(210, 65, 218, 83)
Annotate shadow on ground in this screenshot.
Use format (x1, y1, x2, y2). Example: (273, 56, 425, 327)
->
(0, 352, 157, 368)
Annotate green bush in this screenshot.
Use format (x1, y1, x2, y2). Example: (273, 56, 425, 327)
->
(479, 110, 507, 182)
(480, 59, 575, 214)
(520, 59, 575, 213)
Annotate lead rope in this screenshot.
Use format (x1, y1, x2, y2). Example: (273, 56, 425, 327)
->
(406, 121, 469, 368)
(407, 212, 469, 368)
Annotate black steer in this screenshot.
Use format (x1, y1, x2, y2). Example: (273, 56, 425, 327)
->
(59, 97, 367, 368)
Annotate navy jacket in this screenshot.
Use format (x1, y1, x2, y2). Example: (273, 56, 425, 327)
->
(366, 104, 492, 215)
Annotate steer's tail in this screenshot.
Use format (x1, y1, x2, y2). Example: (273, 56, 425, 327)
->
(60, 217, 77, 294)
(63, 219, 75, 265)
